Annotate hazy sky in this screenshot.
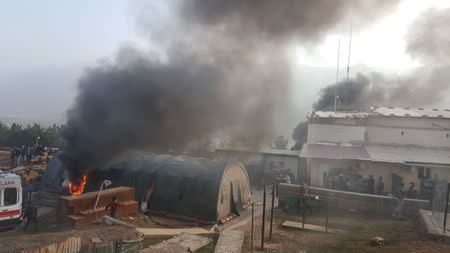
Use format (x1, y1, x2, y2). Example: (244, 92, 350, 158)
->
(1, 0, 449, 125)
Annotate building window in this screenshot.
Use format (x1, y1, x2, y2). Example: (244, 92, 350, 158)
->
(418, 167, 424, 178)
(418, 167, 430, 179)
(270, 160, 285, 170)
(447, 133, 449, 138)
(401, 131, 404, 135)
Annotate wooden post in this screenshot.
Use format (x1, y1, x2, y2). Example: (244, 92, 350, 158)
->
(261, 185, 266, 249)
(269, 184, 275, 241)
(251, 202, 254, 253)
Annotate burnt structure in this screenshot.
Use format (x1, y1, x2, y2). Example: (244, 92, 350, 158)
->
(40, 154, 251, 223)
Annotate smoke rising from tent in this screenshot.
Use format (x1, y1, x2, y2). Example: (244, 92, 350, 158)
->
(61, 1, 402, 179)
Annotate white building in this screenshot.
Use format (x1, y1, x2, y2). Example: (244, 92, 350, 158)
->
(300, 106, 450, 196)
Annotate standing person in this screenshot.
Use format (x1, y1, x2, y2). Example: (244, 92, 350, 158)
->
(26, 146, 33, 164)
(10, 149, 15, 167)
(376, 176, 384, 195)
(393, 183, 405, 218)
(21, 145, 26, 164)
(23, 201, 38, 230)
(105, 196, 124, 218)
(24, 179, 34, 201)
(368, 175, 375, 194)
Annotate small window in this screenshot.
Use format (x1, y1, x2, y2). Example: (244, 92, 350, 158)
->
(446, 133, 449, 138)
(418, 167, 424, 178)
(4, 188, 18, 206)
(401, 131, 404, 135)
(426, 168, 430, 179)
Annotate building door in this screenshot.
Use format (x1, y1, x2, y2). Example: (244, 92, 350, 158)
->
(392, 173, 403, 195)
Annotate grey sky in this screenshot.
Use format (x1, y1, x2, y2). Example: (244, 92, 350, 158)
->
(0, 1, 448, 129)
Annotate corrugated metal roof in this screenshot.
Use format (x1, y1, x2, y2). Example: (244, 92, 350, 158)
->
(260, 148, 300, 156)
(365, 144, 450, 165)
(215, 147, 300, 156)
(371, 106, 450, 119)
(300, 144, 371, 160)
(309, 107, 450, 119)
(309, 111, 369, 119)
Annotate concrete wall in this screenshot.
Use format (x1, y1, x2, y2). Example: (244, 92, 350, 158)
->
(367, 126, 450, 148)
(307, 124, 366, 144)
(278, 183, 429, 217)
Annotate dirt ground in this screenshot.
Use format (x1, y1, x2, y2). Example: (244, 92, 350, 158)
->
(237, 209, 450, 253)
(0, 210, 141, 253)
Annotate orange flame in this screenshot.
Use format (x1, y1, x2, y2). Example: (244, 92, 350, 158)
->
(69, 174, 87, 196)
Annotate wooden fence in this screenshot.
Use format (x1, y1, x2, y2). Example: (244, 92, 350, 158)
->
(21, 236, 81, 253)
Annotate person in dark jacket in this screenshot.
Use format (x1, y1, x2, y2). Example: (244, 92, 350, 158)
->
(368, 175, 375, 194)
(23, 201, 38, 230)
(105, 196, 124, 218)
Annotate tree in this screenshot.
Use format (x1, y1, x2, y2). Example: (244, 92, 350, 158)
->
(0, 121, 63, 148)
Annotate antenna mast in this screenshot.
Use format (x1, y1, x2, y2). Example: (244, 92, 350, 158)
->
(346, 21, 353, 81)
(334, 38, 341, 112)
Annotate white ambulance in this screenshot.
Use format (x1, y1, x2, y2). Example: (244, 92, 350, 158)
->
(0, 171, 22, 228)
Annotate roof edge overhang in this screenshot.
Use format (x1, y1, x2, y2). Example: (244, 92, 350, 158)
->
(405, 162, 450, 168)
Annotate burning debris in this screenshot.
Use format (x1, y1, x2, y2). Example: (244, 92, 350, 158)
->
(68, 174, 87, 196)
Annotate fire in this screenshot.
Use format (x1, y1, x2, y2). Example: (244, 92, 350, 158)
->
(69, 174, 87, 196)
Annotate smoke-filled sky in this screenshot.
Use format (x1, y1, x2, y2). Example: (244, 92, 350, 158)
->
(1, 0, 449, 133)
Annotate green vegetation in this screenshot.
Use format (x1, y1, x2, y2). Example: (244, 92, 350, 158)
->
(0, 122, 63, 147)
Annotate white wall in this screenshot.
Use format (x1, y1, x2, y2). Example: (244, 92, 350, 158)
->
(367, 126, 450, 148)
(307, 124, 366, 144)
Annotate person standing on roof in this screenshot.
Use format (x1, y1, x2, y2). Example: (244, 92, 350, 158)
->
(10, 149, 15, 167)
(105, 196, 124, 218)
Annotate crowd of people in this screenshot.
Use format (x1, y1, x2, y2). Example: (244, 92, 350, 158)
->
(9, 144, 48, 166)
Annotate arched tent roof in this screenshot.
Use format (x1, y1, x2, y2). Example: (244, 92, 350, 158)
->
(92, 153, 248, 221)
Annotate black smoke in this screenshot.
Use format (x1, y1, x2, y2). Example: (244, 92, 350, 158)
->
(61, 1, 402, 179)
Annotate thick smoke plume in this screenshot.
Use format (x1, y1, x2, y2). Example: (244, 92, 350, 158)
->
(313, 7, 450, 111)
(293, 7, 450, 146)
(61, 1, 401, 179)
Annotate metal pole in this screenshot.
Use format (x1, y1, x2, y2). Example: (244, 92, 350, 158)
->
(444, 183, 450, 233)
(251, 202, 254, 253)
(261, 185, 266, 249)
(269, 184, 275, 240)
(326, 194, 329, 233)
(302, 201, 305, 229)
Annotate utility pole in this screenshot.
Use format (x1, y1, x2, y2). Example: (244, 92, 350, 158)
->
(346, 21, 353, 81)
(334, 38, 341, 112)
